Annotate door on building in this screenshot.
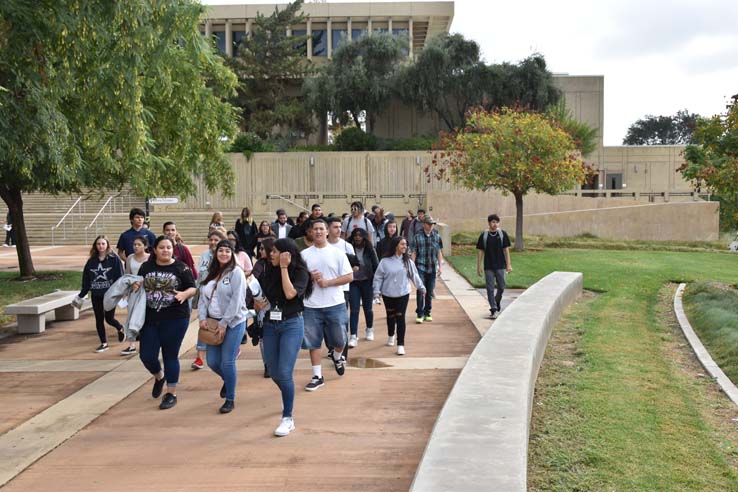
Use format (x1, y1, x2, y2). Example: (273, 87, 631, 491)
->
(606, 173, 623, 190)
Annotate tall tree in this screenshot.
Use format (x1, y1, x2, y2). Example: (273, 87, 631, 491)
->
(303, 33, 406, 133)
(228, 0, 313, 141)
(395, 33, 487, 132)
(433, 108, 587, 251)
(396, 33, 561, 131)
(679, 95, 738, 229)
(0, 0, 239, 278)
(623, 109, 699, 145)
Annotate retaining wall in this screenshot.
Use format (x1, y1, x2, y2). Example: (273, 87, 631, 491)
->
(411, 271, 583, 492)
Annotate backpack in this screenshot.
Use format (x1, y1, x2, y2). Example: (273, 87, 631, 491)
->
(482, 229, 506, 248)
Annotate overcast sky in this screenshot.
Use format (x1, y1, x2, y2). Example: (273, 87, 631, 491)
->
(203, 0, 738, 145)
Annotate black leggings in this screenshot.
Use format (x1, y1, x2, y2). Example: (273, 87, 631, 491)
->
(382, 294, 409, 346)
(91, 296, 123, 344)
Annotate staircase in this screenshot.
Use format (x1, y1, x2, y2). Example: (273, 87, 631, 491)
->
(16, 193, 277, 246)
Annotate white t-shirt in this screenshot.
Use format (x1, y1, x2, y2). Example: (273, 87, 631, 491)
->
(329, 239, 355, 292)
(301, 244, 352, 308)
(342, 216, 375, 238)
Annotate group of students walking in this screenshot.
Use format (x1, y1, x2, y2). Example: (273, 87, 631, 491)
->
(73, 203, 510, 438)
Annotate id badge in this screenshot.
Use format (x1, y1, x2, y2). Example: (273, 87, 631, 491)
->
(270, 307, 282, 321)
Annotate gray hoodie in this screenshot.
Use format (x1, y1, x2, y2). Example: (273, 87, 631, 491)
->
(103, 274, 146, 339)
(197, 266, 250, 329)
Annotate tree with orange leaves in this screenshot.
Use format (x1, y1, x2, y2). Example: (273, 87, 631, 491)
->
(432, 107, 589, 251)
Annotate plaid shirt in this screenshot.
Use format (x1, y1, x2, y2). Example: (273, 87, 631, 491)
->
(412, 230, 443, 273)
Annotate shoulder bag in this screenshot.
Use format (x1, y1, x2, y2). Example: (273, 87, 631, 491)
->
(198, 277, 225, 346)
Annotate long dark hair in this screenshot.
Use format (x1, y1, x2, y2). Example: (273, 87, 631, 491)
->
(383, 220, 398, 239)
(348, 227, 376, 256)
(267, 238, 313, 299)
(226, 230, 246, 253)
(203, 240, 237, 284)
(389, 236, 414, 280)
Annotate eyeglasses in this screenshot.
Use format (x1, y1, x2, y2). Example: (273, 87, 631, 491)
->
(351, 206, 359, 211)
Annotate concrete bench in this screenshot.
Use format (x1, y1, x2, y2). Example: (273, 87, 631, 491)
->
(6, 291, 92, 334)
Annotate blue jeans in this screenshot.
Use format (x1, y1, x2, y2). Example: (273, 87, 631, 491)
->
(206, 321, 246, 401)
(139, 317, 190, 386)
(262, 315, 304, 418)
(302, 304, 347, 350)
(349, 280, 374, 336)
(484, 269, 506, 312)
(416, 270, 437, 317)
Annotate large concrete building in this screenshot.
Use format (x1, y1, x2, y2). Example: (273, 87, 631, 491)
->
(201, 1, 695, 198)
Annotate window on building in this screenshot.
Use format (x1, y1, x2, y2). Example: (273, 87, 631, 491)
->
(392, 28, 410, 55)
(292, 29, 307, 56)
(233, 30, 246, 53)
(332, 29, 347, 51)
(352, 28, 367, 40)
(312, 30, 327, 56)
(212, 31, 226, 53)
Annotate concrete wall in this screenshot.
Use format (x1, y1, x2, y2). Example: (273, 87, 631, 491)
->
(411, 271, 583, 492)
(153, 152, 715, 241)
(439, 199, 719, 242)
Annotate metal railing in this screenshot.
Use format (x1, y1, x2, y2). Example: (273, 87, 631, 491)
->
(266, 194, 310, 213)
(84, 196, 114, 244)
(51, 196, 83, 246)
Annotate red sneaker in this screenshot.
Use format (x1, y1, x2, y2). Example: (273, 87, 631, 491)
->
(191, 357, 204, 370)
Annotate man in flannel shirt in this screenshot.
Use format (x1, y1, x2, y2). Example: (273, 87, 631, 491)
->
(410, 216, 444, 324)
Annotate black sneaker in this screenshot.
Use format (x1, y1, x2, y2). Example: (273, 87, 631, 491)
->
(304, 376, 324, 392)
(325, 347, 334, 360)
(117, 329, 125, 342)
(120, 346, 137, 356)
(159, 392, 177, 410)
(95, 343, 109, 353)
(332, 354, 346, 376)
(263, 364, 270, 379)
(152, 377, 166, 398)
(219, 400, 234, 414)
(220, 384, 226, 399)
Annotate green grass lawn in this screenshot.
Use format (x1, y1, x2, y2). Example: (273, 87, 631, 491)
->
(683, 282, 738, 384)
(448, 249, 738, 491)
(0, 271, 82, 325)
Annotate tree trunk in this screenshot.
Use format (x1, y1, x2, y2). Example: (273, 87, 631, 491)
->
(0, 186, 36, 279)
(514, 190, 525, 252)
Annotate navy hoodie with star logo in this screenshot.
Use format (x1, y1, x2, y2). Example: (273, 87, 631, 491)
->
(78, 253, 124, 299)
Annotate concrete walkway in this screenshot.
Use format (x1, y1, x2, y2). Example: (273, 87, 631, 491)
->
(0, 263, 516, 491)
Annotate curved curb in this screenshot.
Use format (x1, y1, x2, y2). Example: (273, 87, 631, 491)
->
(673, 283, 738, 406)
(410, 271, 583, 492)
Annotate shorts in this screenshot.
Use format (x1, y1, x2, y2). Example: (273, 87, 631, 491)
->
(302, 304, 348, 350)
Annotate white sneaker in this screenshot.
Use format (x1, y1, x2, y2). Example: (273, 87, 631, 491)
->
(387, 335, 395, 346)
(274, 417, 295, 437)
(397, 345, 405, 356)
(365, 328, 374, 341)
(348, 334, 358, 348)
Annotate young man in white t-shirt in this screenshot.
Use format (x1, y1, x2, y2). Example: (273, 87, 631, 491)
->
(327, 216, 357, 349)
(300, 219, 353, 391)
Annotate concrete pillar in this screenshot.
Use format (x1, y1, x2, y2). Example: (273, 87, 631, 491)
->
(368, 18, 372, 35)
(327, 19, 332, 58)
(246, 19, 252, 38)
(205, 20, 212, 37)
(408, 18, 413, 57)
(225, 21, 232, 56)
(307, 19, 312, 60)
(388, 17, 393, 34)
(347, 17, 352, 40)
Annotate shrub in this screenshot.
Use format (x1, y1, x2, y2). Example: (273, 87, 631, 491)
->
(229, 132, 274, 158)
(379, 136, 438, 151)
(335, 127, 378, 151)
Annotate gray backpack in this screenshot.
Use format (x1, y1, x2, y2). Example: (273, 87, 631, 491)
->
(482, 229, 506, 248)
